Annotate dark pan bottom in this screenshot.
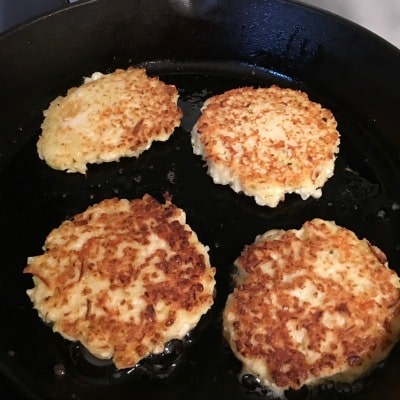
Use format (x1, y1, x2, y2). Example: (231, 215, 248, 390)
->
(1, 62, 400, 400)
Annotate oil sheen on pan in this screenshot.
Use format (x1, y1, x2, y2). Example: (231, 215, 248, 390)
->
(1, 60, 400, 400)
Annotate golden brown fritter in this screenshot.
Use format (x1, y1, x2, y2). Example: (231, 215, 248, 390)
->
(192, 86, 340, 207)
(24, 194, 215, 369)
(223, 219, 400, 396)
(37, 68, 182, 174)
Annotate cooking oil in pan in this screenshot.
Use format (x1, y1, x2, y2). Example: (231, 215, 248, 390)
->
(2, 62, 400, 399)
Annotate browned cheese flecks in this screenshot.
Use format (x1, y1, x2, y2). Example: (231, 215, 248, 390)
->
(223, 219, 400, 396)
(37, 68, 182, 174)
(24, 195, 215, 369)
(192, 86, 340, 207)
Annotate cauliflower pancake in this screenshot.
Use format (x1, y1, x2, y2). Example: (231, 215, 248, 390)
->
(24, 195, 215, 369)
(223, 219, 400, 397)
(191, 86, 340, 207)
(37, 68, 182, 174)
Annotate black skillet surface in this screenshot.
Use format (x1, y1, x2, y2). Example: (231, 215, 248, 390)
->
(1, 0, 400, 399)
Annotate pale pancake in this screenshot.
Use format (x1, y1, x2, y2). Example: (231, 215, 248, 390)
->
(37, 68, 182, 174)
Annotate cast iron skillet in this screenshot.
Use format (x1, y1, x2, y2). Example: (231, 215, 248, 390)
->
(1, 0, 400, 399)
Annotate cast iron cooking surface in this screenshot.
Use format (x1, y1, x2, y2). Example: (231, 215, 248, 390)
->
(1, 61, 400, 400)
(1, 0, 400, 398)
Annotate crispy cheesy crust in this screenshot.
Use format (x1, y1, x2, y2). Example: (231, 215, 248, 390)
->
(37, 68, 182, 174)
(191, 86, 340, 207)
(24, 195, 215, 369)
(223, 219, 400, 396)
